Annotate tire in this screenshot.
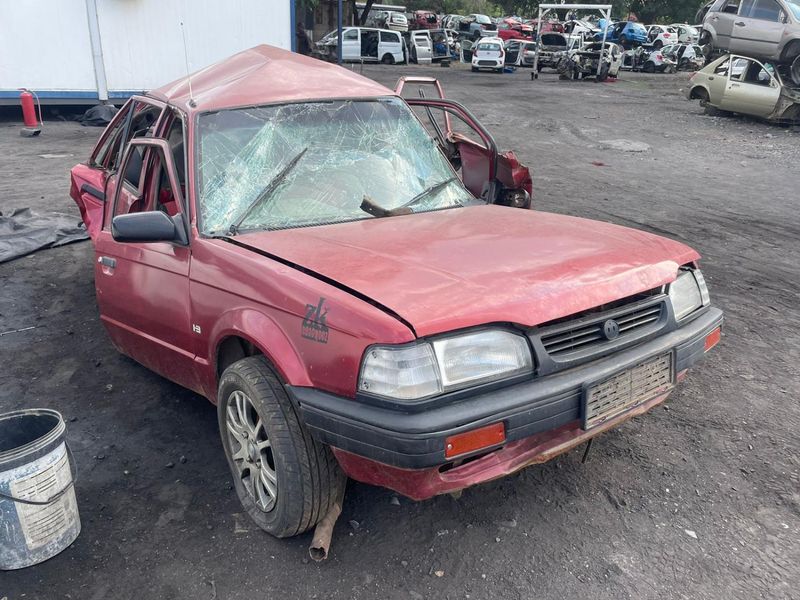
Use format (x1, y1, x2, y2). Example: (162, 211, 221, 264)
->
(792, 54, 800, 86)
(381, 53, 395, 65)
(695, 88, 711, 108)
(218, 356, 345, 538)
(643, 61, 656, 73)
(653, 40, 663, 50)
(597, 62, 610, 82)
(618, 34, 628, 48)
(471, 66, 478, 72)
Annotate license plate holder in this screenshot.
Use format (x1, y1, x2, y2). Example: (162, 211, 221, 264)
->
(581, 353, 675, 430)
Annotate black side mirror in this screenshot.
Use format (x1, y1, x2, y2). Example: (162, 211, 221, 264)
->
(112, 211, 187, 244)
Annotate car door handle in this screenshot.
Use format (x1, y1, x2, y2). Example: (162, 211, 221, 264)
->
(98, 256, 116, 268)
(735, 21, 746, 26)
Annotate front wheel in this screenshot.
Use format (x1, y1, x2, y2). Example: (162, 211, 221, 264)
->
(381, 53, 395, 65)
(218, 356, 345, 538)
(643, 61, 656, 73)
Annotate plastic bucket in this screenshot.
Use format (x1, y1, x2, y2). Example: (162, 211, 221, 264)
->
(0, 409, 80, 570)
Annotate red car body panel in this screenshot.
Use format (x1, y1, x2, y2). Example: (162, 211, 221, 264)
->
(188, 238, 414, 401)
(149, 46, 393, 114)
(411, 11, 440, 30)
(232, 205, 698, 338)
(69, 44, 720, 503)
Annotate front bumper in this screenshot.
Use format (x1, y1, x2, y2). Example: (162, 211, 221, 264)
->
(290, 307, 722, 496)
(472, 58, 503, 68)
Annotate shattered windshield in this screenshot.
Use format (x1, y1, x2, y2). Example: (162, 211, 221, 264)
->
(197, 98, 472, 235)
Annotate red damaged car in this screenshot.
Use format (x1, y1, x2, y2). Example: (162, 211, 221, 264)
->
(70, 45, 722, 545)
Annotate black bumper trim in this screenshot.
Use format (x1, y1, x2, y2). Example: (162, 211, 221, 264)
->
(290, 307, 723, 469)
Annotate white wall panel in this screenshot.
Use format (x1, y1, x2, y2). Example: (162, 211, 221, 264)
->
(97, 0, 291, 93)
(0, 0, 97, 93)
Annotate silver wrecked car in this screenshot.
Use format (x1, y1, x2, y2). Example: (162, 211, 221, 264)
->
(699, 0, 800, 82)
(687, 53, 800, 122)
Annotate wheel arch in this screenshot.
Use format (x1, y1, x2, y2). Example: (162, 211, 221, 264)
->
(206, 309, 313, 403)
(689, 84, 710, 100)
(780, 38, 800, 62)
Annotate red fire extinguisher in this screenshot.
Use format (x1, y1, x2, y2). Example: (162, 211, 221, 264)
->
(19, 89, 42, 137)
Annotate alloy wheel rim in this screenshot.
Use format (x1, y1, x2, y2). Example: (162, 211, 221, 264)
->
(225, 390, 278, 512)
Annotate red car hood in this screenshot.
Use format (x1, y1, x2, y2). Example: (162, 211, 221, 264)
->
(235, 205, 699, 337)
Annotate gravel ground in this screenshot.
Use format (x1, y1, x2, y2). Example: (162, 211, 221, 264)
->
(1, 64, 798, 600)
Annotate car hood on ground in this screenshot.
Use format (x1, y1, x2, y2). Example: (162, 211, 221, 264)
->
(234, 205, 699, 337)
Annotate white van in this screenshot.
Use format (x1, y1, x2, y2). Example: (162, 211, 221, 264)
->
(317, 27, 405, 64)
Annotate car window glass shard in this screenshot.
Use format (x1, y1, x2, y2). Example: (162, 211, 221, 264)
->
(198, 98, 472, 235)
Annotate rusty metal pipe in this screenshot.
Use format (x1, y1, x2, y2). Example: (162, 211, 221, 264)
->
(309, 500, 342, 562)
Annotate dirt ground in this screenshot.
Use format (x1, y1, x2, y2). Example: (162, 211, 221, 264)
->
(1, 64, 799, 600)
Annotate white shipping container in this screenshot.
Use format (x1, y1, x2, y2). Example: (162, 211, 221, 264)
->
(0, 0, 293, 103)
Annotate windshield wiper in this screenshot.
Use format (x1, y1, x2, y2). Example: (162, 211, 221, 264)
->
(360, 176, 458, 218)
(228, 147, 308, 235)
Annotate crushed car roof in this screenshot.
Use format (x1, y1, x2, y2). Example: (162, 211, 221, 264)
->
(150, 45, 394, 113)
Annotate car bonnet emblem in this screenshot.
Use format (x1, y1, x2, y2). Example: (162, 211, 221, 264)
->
(602, 319, 620, 340)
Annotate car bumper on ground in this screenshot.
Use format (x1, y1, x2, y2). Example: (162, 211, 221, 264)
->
(290, 307, 723, 500)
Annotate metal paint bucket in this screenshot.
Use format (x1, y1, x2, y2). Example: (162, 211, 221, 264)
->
(0, 409, 80, 570)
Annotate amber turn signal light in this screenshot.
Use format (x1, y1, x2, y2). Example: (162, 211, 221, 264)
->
(704, 327, 721, 352)
(445, 422, 505, 459)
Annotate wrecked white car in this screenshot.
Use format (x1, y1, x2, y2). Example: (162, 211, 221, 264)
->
(687, 54, 800, 123)
(558, 41, 622, 81)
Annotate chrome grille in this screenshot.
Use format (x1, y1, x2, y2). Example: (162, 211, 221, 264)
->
(584, 353, 673, 429)
(540, 301, 663, 357)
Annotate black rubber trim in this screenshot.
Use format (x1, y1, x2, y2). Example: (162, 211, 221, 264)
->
(81, 183, 105, 202)
(289, 307, 723, 469)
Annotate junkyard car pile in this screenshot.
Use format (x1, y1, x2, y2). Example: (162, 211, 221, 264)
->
(313, 5, 800, 124)
(688, 0, 800, 122)
(70, 44, 724, 560)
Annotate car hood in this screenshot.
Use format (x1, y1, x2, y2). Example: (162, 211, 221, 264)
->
(234, 205, 698, 337)
(539, 33, 567, 48)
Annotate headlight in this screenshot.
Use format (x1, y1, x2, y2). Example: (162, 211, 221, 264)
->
(359, 330, 532, 401)
(669, 269, 710, 320)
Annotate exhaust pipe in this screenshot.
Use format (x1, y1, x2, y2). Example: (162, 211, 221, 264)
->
(309, 500, 343, 562)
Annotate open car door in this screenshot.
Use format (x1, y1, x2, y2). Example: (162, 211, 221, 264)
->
(395, 77, 533, 208)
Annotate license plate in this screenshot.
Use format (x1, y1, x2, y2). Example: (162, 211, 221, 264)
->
(582, 353, 674, 430)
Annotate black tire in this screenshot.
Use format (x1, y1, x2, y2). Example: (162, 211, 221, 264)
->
(653, 40, 663, 50)
(643, 61, 656, 73)
(597, 62, 610, 82)
(381, 53, 395, 65)
(471, 66, 478, 72)
(792, 54, 800, 86)
(218, 356, 345, 538)
(694, 87, 711, 107)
